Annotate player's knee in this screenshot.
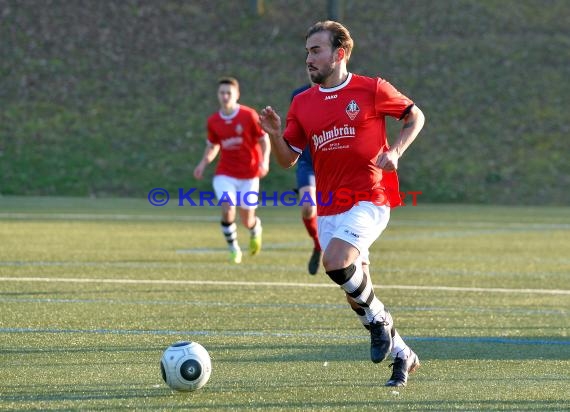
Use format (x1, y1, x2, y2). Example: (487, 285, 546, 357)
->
(322, 252, 352, 272)
(326, 264, 356, 285)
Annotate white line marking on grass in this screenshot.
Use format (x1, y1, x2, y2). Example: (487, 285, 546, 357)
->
(176, 242, 307, 254)
(380, 284, 570, 295)
(0, 276, 336, 288)
(0, 212, 220, 222)
(0, 276, 568, 295)
(393, 220, 570, 230)
(384, 228, 569, 240)
(175, 248, 224, 254)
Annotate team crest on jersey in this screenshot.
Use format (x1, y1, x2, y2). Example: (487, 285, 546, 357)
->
(235, 124, 244, 135)
(345, 100, 360, 120)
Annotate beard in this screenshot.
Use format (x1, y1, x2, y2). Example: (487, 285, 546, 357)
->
(308, 61, 335, 85)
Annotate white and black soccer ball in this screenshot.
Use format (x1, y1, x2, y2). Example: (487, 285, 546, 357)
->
(160, 341, 212, 392)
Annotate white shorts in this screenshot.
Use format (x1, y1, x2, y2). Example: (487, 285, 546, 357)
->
(212, 175, 260, 210)
(317, 201, 390, 265)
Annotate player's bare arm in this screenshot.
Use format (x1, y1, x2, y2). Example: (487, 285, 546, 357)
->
(258, 134, 271, 177)
(259, 106, 299, 168)
(193, 142, 220, 179)
(377, 105, 425, 171)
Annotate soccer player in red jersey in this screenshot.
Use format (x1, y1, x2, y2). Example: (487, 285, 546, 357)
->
(194, 77, 270, 264)
(260, 21, 425, 387)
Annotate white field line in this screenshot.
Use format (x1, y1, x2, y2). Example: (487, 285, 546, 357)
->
(2, 257, 569, 269)
(0, 212, 220, 221)
(0, 276, 568, 295)
(176, 242, 307, 253)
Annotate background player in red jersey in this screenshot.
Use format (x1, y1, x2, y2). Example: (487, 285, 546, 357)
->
(194, 77, 270, 264)
(260, 21, 425, 387)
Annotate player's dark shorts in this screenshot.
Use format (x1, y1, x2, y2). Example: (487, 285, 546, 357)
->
(296, 149, 315, 189)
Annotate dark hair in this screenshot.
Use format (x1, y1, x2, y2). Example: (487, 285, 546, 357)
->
(306, 21, 354, 61)
(218, 76, 239, 89)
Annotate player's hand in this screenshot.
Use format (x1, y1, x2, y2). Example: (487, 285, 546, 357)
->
(376, 150, 399, 171)
(193, 162, 206, 179)
(259, 106, 282, 137)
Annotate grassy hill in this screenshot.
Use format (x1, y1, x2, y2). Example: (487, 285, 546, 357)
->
(1, 0, 569, 204)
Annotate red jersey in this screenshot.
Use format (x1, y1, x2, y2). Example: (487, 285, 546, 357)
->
(207, 104, 267, 179)
(284, 73, 414, 216)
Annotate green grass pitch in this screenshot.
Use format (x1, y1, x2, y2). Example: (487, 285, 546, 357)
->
(0, 197, 569, 410)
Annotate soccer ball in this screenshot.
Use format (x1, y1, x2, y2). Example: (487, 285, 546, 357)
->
(160, 341, 212, 392)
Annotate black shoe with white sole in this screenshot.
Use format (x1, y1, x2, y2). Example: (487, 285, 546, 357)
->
(385, 350, 420, 387)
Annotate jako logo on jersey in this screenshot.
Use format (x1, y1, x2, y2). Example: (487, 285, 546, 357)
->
(324, 94, 337, 100)
(221, 136, 243, 149)
(345, 99, 360, 120)
(311, 124, 356, 151)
